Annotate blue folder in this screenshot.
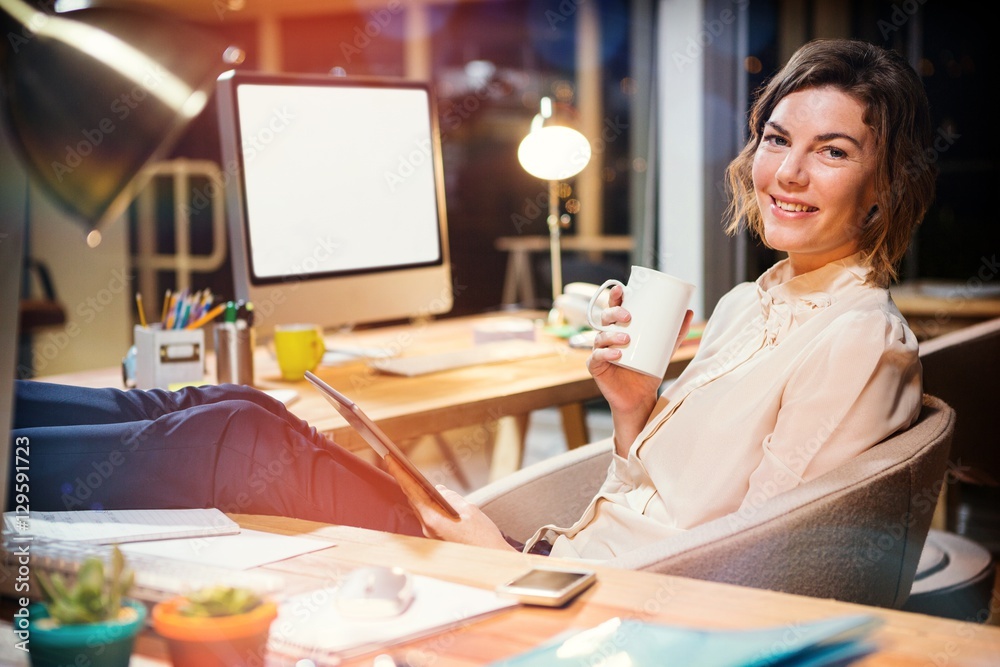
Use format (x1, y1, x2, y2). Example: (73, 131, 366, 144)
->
(489, 613, 883, 667)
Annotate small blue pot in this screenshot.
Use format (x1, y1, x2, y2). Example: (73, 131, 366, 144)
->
(26, 599, 147, 667)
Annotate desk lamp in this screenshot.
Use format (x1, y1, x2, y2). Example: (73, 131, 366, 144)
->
(0, 0, 237, 247)
(0, 0, 234, 512)
(517, 96, 592, 324)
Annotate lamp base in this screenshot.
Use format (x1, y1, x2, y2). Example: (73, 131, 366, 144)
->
(547, 307, 566, 327)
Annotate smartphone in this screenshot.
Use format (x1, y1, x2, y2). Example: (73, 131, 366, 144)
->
(496, 567, 597, 607)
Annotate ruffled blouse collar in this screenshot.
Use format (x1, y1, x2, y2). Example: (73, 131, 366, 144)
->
(755, 253, 870, 345)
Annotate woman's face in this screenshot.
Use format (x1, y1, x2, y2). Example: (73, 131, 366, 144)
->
(752, 86, 878, 276)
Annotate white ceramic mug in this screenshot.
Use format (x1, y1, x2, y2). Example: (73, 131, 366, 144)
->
(586, 266, 695, 378)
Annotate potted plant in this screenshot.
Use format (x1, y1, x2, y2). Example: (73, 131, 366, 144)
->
(151, 585, 278, 667)
(26, 546, 146, 667)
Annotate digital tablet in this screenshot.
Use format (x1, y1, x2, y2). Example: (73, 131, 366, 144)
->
(304, 371, 460, 518)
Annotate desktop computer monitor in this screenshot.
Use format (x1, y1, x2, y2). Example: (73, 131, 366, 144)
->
(215, 70, 453, 337)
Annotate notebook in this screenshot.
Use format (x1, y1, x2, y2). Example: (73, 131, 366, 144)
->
(2, 508, 240, 545)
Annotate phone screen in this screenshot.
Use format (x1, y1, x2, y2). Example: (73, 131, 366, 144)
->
(508, 569, 590, 591)
(498, 568, 596, 606)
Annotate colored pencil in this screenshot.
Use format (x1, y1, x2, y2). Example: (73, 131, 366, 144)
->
(135, 293, 148, 328)
(185, 302, 228, 330)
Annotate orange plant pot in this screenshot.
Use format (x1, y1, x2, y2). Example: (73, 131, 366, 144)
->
(151, 596, 278, 667)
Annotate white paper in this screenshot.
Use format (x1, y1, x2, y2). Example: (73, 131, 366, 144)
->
(121, 529, 331, 570)
(269, 574, 518, 662)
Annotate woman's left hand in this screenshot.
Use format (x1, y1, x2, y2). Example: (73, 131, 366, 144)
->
(385, 455, 517, 552)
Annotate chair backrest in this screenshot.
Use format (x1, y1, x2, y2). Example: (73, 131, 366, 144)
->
(918, 317, 1000, 486)
(471, 395, 955, 608)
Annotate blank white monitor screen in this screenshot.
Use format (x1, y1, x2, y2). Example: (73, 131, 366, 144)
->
(216, 71, 452, 334)
(239, 85, 441, 278)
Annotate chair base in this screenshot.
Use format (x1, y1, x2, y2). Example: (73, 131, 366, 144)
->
(902, 529, 996, 622)
(950, 483, 1000, 556)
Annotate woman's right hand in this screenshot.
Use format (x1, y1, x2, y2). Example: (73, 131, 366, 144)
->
(588, 284, 693, 455)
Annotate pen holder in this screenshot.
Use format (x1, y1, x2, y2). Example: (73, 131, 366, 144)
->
(134, 325, 205, 390)
(214, 321, 255, 385)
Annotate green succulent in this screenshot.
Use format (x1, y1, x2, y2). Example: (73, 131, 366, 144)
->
(36, 545, 135, 625)
(178, 585, 262, 618)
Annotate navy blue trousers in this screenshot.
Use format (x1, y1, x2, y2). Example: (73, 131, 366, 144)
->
(10, 380, 423, 536)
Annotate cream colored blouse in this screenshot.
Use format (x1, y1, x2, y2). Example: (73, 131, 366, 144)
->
(524, 254, 923, 560)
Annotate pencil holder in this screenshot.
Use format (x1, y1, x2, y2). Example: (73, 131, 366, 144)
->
(134, 325, 205, 390)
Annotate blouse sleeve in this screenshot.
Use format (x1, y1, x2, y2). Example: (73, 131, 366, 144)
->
(738, 308, 922, 512)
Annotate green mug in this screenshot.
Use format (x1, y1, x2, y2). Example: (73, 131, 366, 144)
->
(273, 324, 326, 381)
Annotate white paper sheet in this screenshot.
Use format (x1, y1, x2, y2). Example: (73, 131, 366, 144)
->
(269, 574, 518, 663)
(121, 528, 331, 570)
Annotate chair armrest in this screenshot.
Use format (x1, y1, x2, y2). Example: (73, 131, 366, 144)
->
(607, 396, 955, 608)
(467, 438, 613, 542)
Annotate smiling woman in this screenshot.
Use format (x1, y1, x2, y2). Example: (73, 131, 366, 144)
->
(398, 39, 938, 561)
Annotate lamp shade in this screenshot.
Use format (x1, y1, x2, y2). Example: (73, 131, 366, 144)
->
(517, 97, 591, 181)
(0, 0, 234, 245)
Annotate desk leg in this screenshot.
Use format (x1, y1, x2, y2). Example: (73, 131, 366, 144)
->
(560, 403, 589, 449)
(500, 250, 536, 307)
(431, 434, 473, 492)
(515, 252, 536, 307)
(489, 414, 529, 482)
(500, 251, 520, 306)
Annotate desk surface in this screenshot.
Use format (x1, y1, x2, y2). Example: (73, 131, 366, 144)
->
(115, 514, 1000, 666)
(38, 311, 698, 454)
(891, 281, 1000, 340)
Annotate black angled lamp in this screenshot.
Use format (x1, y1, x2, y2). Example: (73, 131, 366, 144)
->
(0, 0, 239, 246)
(0, 0, 237, 507)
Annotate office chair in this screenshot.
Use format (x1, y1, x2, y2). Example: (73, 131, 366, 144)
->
(468, 395, 954, 609)
(18, 258, 67, 379)
(897, 317, 1000, 621)
(917, 316, 1000, 553)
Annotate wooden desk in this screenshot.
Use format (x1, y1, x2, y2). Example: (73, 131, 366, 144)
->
(36, 312, 698, 480)
(105, 515, 1000, 666)
(891, 280, 1000, 340)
